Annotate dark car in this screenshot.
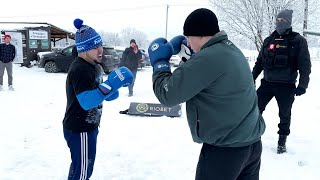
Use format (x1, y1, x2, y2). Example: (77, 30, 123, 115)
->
(115, 49, 124, 66)
(38, 45, 74, 73)
(102, 47, 120, 73)
(39, 45, 120, 74)
(115, 49, 124, 59)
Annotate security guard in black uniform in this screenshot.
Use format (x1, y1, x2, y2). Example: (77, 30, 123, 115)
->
(252, 9, 311, 154)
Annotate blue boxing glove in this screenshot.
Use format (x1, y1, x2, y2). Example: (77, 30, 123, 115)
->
(170, 35, 193, 62)
(148, 37, 174, 72)
(76, 68, 131, 111)
(99, 67, 133, 95)
(105, 90, 119, 101)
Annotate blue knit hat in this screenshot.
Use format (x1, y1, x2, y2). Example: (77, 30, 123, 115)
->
(73, 18, 103, 53)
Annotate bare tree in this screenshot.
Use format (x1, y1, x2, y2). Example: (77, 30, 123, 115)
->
(211, 0, 265, 51)
(120, 27, 148, 48)
(99, 31, 121, 47)
(264, 0, 296, 34)
(210, 0, 319, 50)
(99, 31, 107, 45)
(106, 32, 120, 47)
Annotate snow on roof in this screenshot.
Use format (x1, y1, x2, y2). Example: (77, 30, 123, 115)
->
(0, 22, 75, 40)
(0, 23, 49, 31)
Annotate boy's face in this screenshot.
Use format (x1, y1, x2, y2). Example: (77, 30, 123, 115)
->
(84, 46, 104, 63)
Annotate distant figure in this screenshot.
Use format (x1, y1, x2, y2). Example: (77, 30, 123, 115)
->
(119, 39, 142, 96)
(252, 9, 311, 154)
(0, 34, 16, 91)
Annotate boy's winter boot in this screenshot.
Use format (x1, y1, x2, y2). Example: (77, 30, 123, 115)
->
(277, 135, 287, 154)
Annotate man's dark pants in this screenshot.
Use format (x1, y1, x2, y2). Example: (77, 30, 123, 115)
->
(0, 61, 13, 86)
(257, 79, 296, 135)
(195, 140, 262, 180)
(128, 69, 137, 95)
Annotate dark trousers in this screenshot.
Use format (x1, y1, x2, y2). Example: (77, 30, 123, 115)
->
(257, 80, 295, 135)
(63, 128, 99, 180)
(195, 140, 262, 180)
(128, 70, 137, 95)
(0, 61, 13, 85)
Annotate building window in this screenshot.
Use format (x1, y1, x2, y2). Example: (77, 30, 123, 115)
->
(41, 39, 49, 49)
(29, 40, 38, 48)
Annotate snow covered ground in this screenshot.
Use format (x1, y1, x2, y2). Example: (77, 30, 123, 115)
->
(0, 60, 319, 180)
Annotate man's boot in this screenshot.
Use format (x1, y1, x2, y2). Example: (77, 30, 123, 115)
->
(277, 135, 287, 154)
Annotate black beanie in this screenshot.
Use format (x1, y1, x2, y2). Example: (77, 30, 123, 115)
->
(183, 8, 220, 36)
(130, 39, 136, 44)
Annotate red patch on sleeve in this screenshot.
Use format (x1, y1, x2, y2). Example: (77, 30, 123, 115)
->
(268, 44, 275, 50)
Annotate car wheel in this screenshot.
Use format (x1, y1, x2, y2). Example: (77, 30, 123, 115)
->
(44, 61, 59, 73)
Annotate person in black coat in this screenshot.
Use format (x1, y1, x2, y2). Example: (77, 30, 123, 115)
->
(119, 39, 142, 96)
(252, 9, 311, 154)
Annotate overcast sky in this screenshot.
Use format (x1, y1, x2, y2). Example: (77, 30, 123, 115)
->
(0, 0, 211, 40)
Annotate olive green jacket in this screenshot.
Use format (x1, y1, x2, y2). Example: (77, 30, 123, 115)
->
(153, 31, 265, 147)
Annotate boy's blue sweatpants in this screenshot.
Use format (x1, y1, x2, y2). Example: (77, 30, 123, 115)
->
(63, 128, 99, 180)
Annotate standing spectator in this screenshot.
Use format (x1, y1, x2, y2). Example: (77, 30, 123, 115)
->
(148, 8, 265, 180)
(63, 18, 133, 180)
(0, 34, 16, 91)
(119, 39, 142, 96)
(252, 9, 311, 154)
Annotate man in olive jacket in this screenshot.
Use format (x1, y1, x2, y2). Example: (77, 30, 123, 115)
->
(252, 9, 311, 154)
(148, 8, 265, 180)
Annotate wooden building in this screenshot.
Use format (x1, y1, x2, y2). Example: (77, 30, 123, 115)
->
(0, 22, 74, 66)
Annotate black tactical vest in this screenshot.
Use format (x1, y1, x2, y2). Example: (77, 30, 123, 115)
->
(261, 32, 299, 70)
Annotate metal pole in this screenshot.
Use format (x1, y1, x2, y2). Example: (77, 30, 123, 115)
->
(303, 0, 309, 37)
(165, 4, 169, 39)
